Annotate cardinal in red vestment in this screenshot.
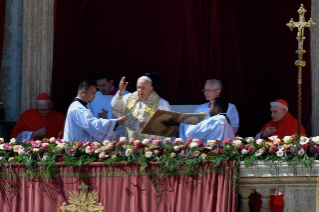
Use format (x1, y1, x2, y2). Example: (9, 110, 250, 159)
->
(11, 93, 65, 142)
(255, 99, 306, 140)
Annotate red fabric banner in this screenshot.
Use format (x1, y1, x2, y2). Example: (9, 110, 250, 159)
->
(0, 162, 236, 212)
(0, 0, 5, 76)
(52, 0, 311, 137)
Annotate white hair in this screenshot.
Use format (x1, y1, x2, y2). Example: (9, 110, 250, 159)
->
(270, 102, 288, 112)
(206, 79, 222, 90)
(138, 76, 152, 82)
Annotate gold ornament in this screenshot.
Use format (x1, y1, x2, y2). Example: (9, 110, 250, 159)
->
(60, 182, 104, 212)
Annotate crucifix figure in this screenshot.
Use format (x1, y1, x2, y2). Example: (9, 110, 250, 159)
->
(286, 4, 316, 135)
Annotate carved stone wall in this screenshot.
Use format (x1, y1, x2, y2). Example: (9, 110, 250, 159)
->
(0, 0, 23, 122)
(21, 0, 54, 112)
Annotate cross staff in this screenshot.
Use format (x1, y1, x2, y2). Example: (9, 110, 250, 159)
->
(286, 4, 316, 135)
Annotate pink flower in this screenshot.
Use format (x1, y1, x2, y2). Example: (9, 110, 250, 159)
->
(116, 141, 125, 146)
(41, 143, 49, 150)
(302, 144, 309, 151)
(85, 146, 94, 154)
(186, 138, 192, 142)
(184, 142, 190, 148)
(215, 148, 223, 155)
(273, 138, 281, 145)
(153, 140, 161, 146)
(248, 145, 253, 153)
(223, 138, 232, 145)
(83, 141, 91, 146)
(198, 141, 204, 147)
(269, 145, 277, 153)
(76, 141, 83, 149)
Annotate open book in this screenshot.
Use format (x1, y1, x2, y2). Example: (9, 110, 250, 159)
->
(140, 109, 208, 137)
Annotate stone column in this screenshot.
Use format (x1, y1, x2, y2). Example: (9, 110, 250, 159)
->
(311, 1, 319, 136)
(21, 0, 54, 112)
(0, 0, 23, 122)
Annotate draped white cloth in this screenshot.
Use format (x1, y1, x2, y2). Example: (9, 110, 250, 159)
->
(179, 114, 235, 142)
(63, 101, 117, 142)
(87, 91, 130, 119)
(193, 102, 239, 134)
(111, 91, 171, 139)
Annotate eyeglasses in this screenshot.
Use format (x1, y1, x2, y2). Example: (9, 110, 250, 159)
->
(201, 89, 219, 93)
(87, 90, 96, 96)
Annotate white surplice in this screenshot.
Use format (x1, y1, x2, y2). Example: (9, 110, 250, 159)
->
(63, 101, 117, 142)
(87, 91, 130, 119)
(193, 102, 239, 134)
(111, 91, 171, 140)
(179, 114, 235, 142)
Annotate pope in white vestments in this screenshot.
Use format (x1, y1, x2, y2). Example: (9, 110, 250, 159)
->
(111, 76, 171, 140)
(194, 79, 239, 134)
(64, 80, 126, 142)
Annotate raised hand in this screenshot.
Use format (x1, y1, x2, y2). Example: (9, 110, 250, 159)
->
(98, 109, 108, 119)
(33, 127, 47, 137)
(119, 76, 129, 96)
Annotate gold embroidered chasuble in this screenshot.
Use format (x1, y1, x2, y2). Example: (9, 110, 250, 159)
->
(120, 91, 160, 140)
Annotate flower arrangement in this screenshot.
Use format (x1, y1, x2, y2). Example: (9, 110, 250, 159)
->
(0, 134, 316, 178)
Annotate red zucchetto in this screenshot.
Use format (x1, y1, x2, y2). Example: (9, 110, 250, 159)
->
(36, 93, 51, 100)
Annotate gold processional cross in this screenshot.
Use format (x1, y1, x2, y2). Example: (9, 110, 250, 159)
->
(60, 182, 104, 212)
(286, 4, 316, 135)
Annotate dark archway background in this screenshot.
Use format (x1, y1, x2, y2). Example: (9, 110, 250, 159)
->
(51, 0, 312, 137)
(0, 0, 6, 74)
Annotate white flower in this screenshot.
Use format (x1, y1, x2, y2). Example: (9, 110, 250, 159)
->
(255, 149, 264, 156)
(299, 136, 309, 145)
(175, 138, 183, 142)
(8, 157, 14, 162)
(49, 137, 56, 143)
(276, 151, 284, 157)
(42, 152, 49, 160)
(0, 138, 4, 143)
(103, 140, 111, 146)
(120, 137, 127, 142)
(163, 138, 171, 144)
(241, 149, 248, 155)
(125, 149, 132, 157)
(0, 156, 4, 161)
(18, 149, 25, 156)
(256, 139, 264, 145)
(0, 144, 4, 150)
(207, 140, 216, 146)
(246, 137, 254, 143)
(312, 136, 319, 144)
(298, 149, 305, 155)
(10, 138, 16, 144)
(145, 151, 153, 158)
(189, 142, 198, 148)
(173, 146, 181, 151)
(283, 136, 292, 143)
(268, 135, 278, 141)
(170, 152, 176, 158)
(142, 139, 150, 145)
(94, 149, 100, 154)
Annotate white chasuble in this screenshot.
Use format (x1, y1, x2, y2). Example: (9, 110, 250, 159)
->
(63, 101, 117, 142)
(194, 102, 239, 134)
(179, 114, 235, 143)
(111, 91, 171, 140)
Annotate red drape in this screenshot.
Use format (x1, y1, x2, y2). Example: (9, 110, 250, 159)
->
(0, 0, 5, 75)
(52, 0, 312, 137)
(0, 162, 236, 212)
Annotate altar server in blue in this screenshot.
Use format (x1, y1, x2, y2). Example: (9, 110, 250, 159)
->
(63, 80, 126, 142)
(193, 79, 239, 134)
(164, 97, 234, 142)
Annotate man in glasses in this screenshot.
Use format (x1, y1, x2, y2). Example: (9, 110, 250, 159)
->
(194, 79, 239, 134)
(11, 93, 65, 143)
(87, 70, 130, 120)
(64, 80, 126, 142)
